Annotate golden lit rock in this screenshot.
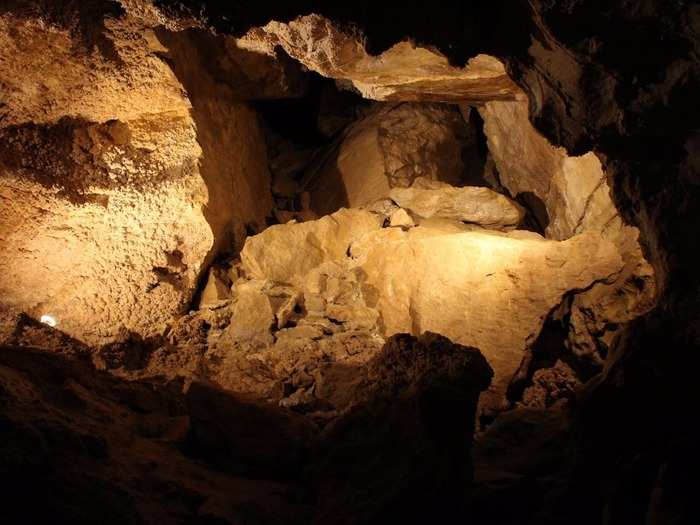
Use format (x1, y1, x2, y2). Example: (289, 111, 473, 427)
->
(240, 208, 382, 285)
(239, 15, 522, 103)
(388, 181, 524, 230)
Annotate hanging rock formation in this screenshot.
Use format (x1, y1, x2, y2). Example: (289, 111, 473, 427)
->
(238, 14, 522, 103)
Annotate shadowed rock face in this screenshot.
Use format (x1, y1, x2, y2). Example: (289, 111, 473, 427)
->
(0, 332, 491, 524)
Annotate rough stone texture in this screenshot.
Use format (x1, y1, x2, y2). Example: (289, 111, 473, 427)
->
(241, 208, 382, 285)
(158, 29, 308, 101)
(478, 97, 657, 363)
(0, 327, 491, 524)
(311, 332, 492, 524)
(303, 102, 483, 215)
(351, 225, 623, 407)
(388, 208, 414, 228)
(158, 28, 274, 253)
(0, 6, 273, 343)
(235, 216, 623, 408)
(238, 14, 522, 103)
(302, 103, 490, 214)
(479, 99, 618, 241)
(0, 115, 212, 343)
(0, 344, 315, 524)
(389, 181, 524, 230)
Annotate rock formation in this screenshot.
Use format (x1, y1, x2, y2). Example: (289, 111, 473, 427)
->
(1, 1, 696, 523)
(0, 5, 274, 343)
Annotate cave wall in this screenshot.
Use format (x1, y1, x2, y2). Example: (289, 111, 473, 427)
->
(0, 4, 273, 343)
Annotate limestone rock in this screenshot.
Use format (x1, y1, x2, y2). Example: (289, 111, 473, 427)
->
(0, 8, 273, 343)
(220, 281, 274, 345)
(240, 208, 382, 284)
(389, 183, 524, 230)
(239, 15, 521, 103)
(199, 267, 232, 307)
(389, 208, 414, 228)
(303, 103, 484, 215)
(351, 225, 624, 407)
(311, 332, 492, 524)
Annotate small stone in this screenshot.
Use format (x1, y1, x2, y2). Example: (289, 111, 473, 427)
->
(199, 267, 232, 308)
(389, 208, 414, 228)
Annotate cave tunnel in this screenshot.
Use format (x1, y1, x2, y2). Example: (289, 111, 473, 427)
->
(0, 1, 698, 524)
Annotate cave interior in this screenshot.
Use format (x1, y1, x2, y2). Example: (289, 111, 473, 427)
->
(0, 1, 698, 524)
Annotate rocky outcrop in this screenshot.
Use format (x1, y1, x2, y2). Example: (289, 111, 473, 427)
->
(241, 208, 382, 285)
(478, 97, 657, 363)
(303, 102, 485, 215)
(0, 344, 315, 524)
(0, 5, 273, 343)
(0, 329, 491, 523)
(232, 215, 623, 409)
(237, 14, 522, 103)
(312, 332, 492, 524)
(388, 180, 524, 230)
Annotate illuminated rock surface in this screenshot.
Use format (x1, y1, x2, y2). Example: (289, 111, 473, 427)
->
(388, 181, 524, 230)
(0, 7, 272, 343)
(238, 14, 522, 103)
(1, 1, 693, 523)
(304, 102, 486, 215)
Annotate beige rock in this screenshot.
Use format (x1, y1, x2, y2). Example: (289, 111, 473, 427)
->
(238, 15, 522, 103)
(388, 184, 524, 230)
(199, 268, 232, 307)
(220, 281, 274, 345)
(303, 103, 480, 215)
(0, 9, 273, 343)
(389, 208, 414, 228)
(478, 97, 656, 359)
(479, 99, 616, 240)
(240, 208, 382, 285)
(351, 226, 624, 407)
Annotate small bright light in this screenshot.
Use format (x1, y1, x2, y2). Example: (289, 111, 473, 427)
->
(40, 315, 57, 327)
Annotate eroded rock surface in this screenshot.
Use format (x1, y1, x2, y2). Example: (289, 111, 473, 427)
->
(217, 215, 624, 409)
(238, 14, 522, 103)
(303, 102, 484, 215)
(0, 325, 492, 524)
(0, 6, 273, 343)
(389, 181, 524, 230)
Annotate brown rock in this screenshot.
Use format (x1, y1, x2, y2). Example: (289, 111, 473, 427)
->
(389, 182, 524, 230)
(240, 208, 381, 284)
(388, 208, 415, 228)
(239, 15, 521, 103)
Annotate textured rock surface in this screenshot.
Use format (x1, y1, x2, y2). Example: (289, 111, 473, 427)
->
(0, 344, 315, 524)
(235, 216, 624, 408)
(238, 14, 522, 103)
(0, 6, 272, 343)
(0, 115, 212, 343)
(241, 208, 382, 285)
(0, 332, 491, 524)
(352, 225, 623, 407)
(312, 332, 492, 524)
(303, 102, 483, 215)
(478, 97, 657, 363)
(389, 181, 524, 230)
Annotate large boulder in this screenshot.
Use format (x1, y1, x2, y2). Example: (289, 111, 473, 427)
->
(240, 208, 382, 285)
(310, 332, 492, 524)
(303, 102, 485, 215)
(351, 225, 623, 407)
(389, 181, 524, 230)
